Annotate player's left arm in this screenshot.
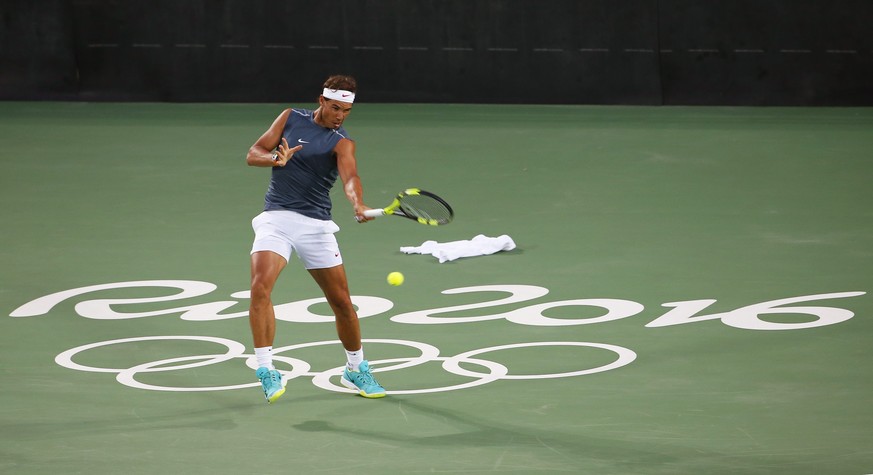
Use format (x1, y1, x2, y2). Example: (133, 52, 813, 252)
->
(335, 138, 373, 222)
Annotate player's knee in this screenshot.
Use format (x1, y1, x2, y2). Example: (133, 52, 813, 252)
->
(329, 297, 357, 320)
(250, 276, 274, 301)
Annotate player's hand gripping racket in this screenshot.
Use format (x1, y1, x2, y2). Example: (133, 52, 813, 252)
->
(363, 188, 454, 225)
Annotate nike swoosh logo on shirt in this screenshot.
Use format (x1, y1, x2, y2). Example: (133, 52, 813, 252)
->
(298, 139, 309, 144)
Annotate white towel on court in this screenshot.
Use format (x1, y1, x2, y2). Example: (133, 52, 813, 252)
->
(400, 234, 516, 263)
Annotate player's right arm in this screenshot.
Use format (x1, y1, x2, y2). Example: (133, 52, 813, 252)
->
(246, 109, 302, 167)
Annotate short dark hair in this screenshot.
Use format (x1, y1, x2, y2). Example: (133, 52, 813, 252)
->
(323, 75, 357, 93)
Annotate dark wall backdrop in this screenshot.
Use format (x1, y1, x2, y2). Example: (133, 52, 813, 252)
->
(2, 0, 871, 105)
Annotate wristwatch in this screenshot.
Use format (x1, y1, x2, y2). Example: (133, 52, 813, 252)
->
(271, 152, 279, 162)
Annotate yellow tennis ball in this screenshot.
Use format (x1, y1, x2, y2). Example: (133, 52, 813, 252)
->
(387, 272, 404, 286)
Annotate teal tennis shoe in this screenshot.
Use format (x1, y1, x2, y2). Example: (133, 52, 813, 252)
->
(256, 367, 285, 403)
(341, 360, 386, 398)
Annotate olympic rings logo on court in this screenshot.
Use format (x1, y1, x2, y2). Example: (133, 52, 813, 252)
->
(54, 336, 637, 394)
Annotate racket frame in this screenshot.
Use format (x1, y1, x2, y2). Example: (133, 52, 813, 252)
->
(362, 188, 453, 225)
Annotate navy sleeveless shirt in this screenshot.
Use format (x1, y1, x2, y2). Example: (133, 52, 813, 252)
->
(262, 109, 351, 220)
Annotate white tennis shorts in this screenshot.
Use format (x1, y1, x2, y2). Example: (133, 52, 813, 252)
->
(250, 210, 342, 269)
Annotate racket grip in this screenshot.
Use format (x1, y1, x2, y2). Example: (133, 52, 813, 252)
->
(362, 209, 385, 218)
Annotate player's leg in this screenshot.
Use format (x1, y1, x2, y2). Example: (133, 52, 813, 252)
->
(308, 265, 386, 398)
(249, 210, 295, 404)
(250, 250, 286, 349)
(250, 250, 288, 403)
(307, 265, 360, 351)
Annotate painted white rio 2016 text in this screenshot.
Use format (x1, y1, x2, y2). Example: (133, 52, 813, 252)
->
(9, 281, 865, 395)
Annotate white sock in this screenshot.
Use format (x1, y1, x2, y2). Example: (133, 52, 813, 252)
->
(345, 348, 364, 371)
(255, 346, 274, 370)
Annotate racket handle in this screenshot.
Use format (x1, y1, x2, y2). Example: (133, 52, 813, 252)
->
(362, 209, 385, 218)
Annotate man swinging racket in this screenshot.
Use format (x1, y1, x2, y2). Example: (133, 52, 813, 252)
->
(245, 74, 385, 403)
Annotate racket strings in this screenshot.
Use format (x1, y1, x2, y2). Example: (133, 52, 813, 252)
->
(399, 194, 453, 224)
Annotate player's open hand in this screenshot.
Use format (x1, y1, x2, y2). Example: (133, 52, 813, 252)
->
(272, 138, 303, 167)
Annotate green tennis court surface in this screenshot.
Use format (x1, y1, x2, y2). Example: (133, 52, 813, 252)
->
(1, 102, 871, 474)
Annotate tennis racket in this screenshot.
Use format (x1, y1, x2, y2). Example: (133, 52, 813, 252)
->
(362, 188, 454, 225)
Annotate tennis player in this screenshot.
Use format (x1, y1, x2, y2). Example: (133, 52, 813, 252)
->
(245, 75, 385, 403)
